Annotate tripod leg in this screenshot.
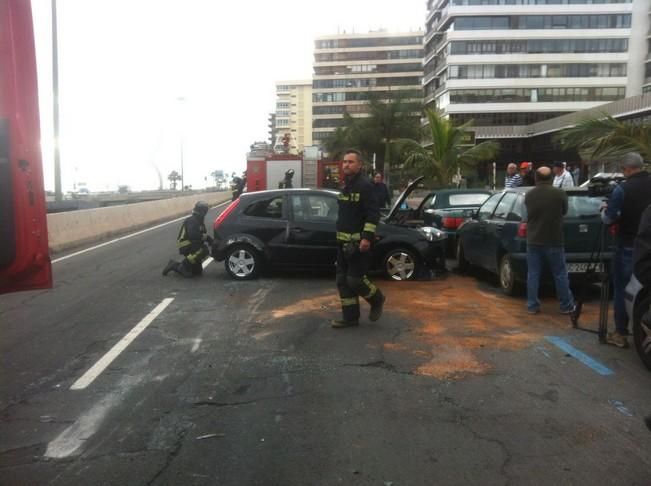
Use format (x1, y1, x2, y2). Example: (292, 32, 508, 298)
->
(598, 278, 609, 344)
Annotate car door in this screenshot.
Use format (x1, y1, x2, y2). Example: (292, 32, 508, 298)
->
(0, 1, 52, 294)
(238, 194, 291, 264)
(463, 193, 503, 267)
(483, 192, 518, 271)
(287, 193, 338, 266)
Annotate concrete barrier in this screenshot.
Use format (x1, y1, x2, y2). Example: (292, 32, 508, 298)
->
(47, 193, 232, 253)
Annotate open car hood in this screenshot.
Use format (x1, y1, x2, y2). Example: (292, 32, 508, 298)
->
(384, 176, 424, 222)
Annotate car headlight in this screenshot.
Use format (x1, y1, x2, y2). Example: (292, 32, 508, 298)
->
(418, 226, 446, 242)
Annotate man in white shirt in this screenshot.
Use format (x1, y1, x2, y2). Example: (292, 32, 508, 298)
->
(552, 161, 574, 188)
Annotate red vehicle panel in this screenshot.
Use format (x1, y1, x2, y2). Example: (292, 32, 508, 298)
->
(246, 159, 267, 192)
(0, 0, 52, 294)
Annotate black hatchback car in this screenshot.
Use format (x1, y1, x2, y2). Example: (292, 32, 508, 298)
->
(210, 179, 446, 280)
(456, 187, 613, 294)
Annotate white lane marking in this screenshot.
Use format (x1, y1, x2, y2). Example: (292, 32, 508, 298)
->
(45, 374, 139, 458)
(202, 257, 214, 269)
(70, 298, 174, 390)
(52, 201, 229, 263)
(191, 338, 202, 353)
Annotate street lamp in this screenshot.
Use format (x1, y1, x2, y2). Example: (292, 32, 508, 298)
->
(177, 96, 186, 191)
(52, 0, 62, 201)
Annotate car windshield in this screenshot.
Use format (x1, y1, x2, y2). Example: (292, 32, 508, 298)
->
(447, 193, 490, 207)
(567, 194, 602, 217)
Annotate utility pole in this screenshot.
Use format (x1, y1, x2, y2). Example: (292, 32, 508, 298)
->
(52, 0, 62, 201)
(177, 97, 186, 191)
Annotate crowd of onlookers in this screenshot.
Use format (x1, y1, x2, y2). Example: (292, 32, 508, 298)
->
(504, 161, 581, 189)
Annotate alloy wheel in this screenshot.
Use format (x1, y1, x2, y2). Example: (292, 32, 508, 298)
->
(386, 251, 416, 281)
(228, 249, 256, 278)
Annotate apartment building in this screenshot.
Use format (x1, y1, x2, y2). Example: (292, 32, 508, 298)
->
(312, 31, 424, 144)
(271, 80, 313, 155)
(423, 0, 649, 128)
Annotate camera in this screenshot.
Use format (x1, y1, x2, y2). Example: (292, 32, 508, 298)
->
(587, 174, 625, 198)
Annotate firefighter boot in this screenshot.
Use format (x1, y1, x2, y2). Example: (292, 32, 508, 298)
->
(369, 293, 386, 322)
(162, 260, 179, 276)
(178, 259, 194, 278)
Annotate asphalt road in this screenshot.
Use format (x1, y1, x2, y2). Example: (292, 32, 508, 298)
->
(1, 204, 651, 485)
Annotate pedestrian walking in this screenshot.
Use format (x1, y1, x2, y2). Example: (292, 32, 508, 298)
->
(162, 201, 213, 278)
(601, 152, 651, 348)
(524, 166, 575, 315)
(372, 172, 392, 208)
(332, 149, 385, 328)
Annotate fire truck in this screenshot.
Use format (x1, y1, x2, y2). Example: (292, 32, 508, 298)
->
(0, 0, 53, 294)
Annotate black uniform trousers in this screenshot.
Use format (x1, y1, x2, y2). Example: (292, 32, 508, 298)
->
(181, 243, 209, 275)
(336, 244, 384, 322)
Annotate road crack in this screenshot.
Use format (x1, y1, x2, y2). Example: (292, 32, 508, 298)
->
(343, 360, 413, 375)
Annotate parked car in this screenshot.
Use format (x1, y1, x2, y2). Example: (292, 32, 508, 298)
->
(392, 189, 492, 255)
(625, 275, 651, 370)
(210, 177, 447, 281)
(456, 187, 613, 295)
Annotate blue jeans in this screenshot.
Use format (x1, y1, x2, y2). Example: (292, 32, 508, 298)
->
(527, 245, 575, 312)
(613, 245, 633, 334)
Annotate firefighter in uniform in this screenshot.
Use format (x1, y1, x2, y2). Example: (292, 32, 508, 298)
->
(162, 201, 213, 277)
(332, 149, 385, 328)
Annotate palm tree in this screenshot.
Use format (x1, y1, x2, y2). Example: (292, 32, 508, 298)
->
(168, 170, 181, 190)
(322, 93, 421, 184)
(557, 114, 651, 161)
(401, 109, 499, 187)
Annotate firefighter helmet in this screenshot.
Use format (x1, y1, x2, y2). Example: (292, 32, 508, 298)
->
(193, 201, 209, 216)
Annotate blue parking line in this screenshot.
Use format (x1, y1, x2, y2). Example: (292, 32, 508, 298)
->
(545, 336, 614, 376)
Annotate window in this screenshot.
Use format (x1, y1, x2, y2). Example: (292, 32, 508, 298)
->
(567, 195, 603, 217)
(478, 193, 503, 221)
(244, 196, 284, 219)
(292, 195, 338, 222)
(448, 193, 491, 206)
(493, 193, 518, 220)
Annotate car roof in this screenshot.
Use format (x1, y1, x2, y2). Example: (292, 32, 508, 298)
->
(240, 188, 339, 198)
(429, 188, 493, 194)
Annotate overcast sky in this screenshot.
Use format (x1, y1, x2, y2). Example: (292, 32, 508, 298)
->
(32, 0, 425, 192)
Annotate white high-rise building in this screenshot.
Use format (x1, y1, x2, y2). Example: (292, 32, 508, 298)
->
(272, 80, 313, 155)
(424, 0, 649, 128)
(312, 31, 424, 145)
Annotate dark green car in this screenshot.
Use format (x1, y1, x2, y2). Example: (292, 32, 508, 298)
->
(456, 187, 613, 295)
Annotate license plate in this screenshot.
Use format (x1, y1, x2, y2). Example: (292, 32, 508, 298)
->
(567, 262, 603, 273)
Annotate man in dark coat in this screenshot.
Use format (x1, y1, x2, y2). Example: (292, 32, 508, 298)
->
(524, 166, 575, 315)
(601, 152, 651, 347)
(162, 201, 213, 277)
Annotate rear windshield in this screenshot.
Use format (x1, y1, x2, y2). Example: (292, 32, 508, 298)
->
(567, 195, 602, 217)
(448, 193, 490, 206)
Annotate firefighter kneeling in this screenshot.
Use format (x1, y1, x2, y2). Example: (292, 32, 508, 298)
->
(332, 149, 385, 328)
(162, 201, 213, 278)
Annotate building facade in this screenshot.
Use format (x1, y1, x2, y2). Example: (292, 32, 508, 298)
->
(271, 80, 313, 155)
(312, 31, 424, 145)
(424, 0, 648, 128)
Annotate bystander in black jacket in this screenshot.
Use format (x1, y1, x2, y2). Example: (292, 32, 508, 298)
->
(372, 181, 391, 208)
(634, 203, 651, 286)
(618, 171, 651, 247)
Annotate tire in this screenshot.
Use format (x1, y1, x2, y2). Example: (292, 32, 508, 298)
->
(456, 239, 469, 273)
(383, 248, 418, 281)
(633, 293, 651, 371)
(224, 244, 260, 280)
(498, 254, 520, 296)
